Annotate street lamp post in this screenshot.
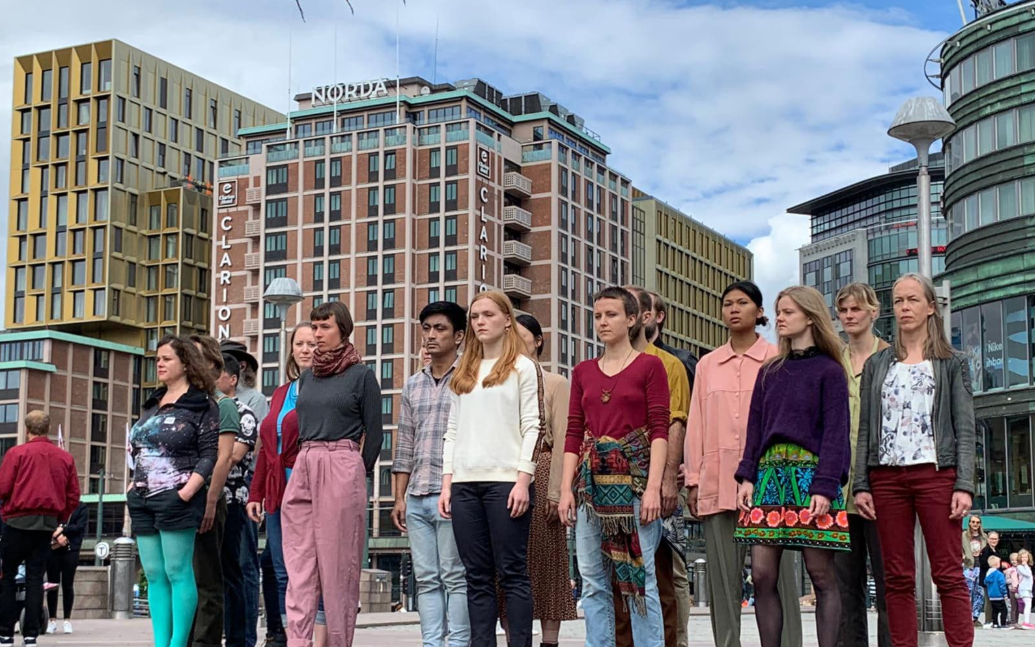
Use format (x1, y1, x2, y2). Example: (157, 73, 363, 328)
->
(888, 97, 956, 278)
(263, 278, 304, 384)
(888, 97, 956, 644)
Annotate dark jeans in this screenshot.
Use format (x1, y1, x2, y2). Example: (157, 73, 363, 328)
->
(261, 546, 285, 638)
(0, 527, 51, 639)
(240, 512, 259, 647)
(870, 465, 974, 647)
(835, 514, 891, 647)
(450, 482, 534, 647)
(46, 548, 80, 620)
(223, 502, 253, 647)
(991, 599, 1009, 627)
(189, 496, 227, 647)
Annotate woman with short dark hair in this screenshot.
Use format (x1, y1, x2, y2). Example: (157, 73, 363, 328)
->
(282, 303, 383, 647)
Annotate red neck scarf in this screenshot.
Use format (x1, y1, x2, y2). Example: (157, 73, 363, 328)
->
(311, 342, 362, 378)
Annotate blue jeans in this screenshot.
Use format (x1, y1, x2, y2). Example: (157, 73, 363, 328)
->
(240, 511, 260, 647)
(223, 502, 250, 647)
(407, 494, 469, 647)
(576, 501, 664, 647)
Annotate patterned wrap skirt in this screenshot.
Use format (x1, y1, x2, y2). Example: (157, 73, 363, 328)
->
(733, 443, 850, 551)
(499, 447, 578, 621)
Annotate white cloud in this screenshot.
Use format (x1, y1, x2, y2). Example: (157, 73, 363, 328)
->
(0, 0, 946, 329)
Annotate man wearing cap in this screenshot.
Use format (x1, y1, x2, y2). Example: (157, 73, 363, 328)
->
(220, 341, 268, 423)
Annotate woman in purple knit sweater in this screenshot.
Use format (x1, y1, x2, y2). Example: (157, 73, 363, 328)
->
(733, 285, 851, 647)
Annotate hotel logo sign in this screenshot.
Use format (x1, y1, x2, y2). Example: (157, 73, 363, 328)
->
(312, 79, 391, 106)
(477, 147, 491, 179)
(218, 180, 237, 208)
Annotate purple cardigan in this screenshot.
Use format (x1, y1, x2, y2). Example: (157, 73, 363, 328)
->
(734, 351, 851, 500)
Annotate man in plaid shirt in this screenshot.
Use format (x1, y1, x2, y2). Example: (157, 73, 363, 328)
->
(392, 302, 469, 647)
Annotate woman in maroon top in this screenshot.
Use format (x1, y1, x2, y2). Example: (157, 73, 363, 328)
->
(558, 286, 670, 647)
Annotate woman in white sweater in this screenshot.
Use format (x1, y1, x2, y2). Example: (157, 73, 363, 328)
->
(439, 290, 541, 647)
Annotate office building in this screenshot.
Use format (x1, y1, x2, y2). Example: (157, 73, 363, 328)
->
(6, 39, 283, 397)
(631, 192, 753, 358)
(939, 1, 1035, 519)
(791, 155, 946, 340)
(215, 75, 632, 590)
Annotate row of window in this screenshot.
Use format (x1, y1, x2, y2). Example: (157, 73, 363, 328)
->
(11, 288, 109, 324)
(810, 182, 943, 242)
(952, 296, 1035, 394)
(867, 224, 949, 263)
(974, 413, 1035, 511)
(945, 104, 1035, 174)
(943, 32, 1035, 107)
(13, 188, 109, 232)
(21, 60, 111, 105)
(946, 174, 1035, 240)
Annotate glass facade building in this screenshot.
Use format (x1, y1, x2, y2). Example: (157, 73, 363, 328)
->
(940, 1, 1035, 518)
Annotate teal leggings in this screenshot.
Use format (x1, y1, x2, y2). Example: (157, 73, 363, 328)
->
(138, 529, 197, 647)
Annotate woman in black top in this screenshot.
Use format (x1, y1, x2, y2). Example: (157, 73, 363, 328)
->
(45, 502, 87, 634)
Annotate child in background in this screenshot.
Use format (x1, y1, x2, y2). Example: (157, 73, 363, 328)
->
(1007, 554, 1021, 626)
(986, 556, 1012, 630)
(1017, 549, 1033, 629)
(963, 563, 983, 626)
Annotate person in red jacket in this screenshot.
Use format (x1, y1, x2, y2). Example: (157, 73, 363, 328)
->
(0, 410, 81, 647)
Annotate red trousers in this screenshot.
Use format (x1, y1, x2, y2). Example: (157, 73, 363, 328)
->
(869, 465, 974, 647)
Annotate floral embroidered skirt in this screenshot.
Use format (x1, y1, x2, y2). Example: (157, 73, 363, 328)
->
(733, 443, 850, 551)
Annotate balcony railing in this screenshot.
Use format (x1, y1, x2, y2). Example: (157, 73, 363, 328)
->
(218, 162, 249, 178)
(446, 128, 469, 143)
(476, 130, 496, 149)
(304, 141, 326, 158)
(244, 253, 260, 270)
(502, 205, 532, 231)
(503, 240, 533, 266)
(521, 148, 553, 164)
(503, 273, 533, 299)
(419, 131, 441, 146)
(503, 172, 533, 198)
(245, 188, 261, 205)
(358, 134, 380, 151)
(243, 319, 260, 336)
(266, 143, 298, 162)
(330, 136, 352, 153)
(244, 286, 261, 303)
(244, 219, 261, 238)
(385, 133, 407, 147)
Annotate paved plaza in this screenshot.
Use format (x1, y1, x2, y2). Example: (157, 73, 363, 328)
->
(31, 610, 1035, 646)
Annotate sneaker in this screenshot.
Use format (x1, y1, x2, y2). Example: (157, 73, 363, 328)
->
(62, 620, 72, 634)
(496, 622, 505, 636)
(45, 621, 56, 635)
(974, 619, 983, 627)
(1022, 623, 1035, 629)
(0, 636, 13, 647)
(22, 638, 37, 647)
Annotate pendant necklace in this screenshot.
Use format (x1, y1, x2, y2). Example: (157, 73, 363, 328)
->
(599, 348, 636, 404)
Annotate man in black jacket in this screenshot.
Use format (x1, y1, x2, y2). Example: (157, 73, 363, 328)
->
(45, 502, 87, 634)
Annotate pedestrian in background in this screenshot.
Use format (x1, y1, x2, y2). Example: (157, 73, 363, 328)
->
(45, 501, 87, 635)
(0, 410, 81, 647)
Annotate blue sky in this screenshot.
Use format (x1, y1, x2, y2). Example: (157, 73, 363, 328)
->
(0, 0, 970, 315)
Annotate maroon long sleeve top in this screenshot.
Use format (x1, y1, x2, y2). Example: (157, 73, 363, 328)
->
(565, 353, 671, 454)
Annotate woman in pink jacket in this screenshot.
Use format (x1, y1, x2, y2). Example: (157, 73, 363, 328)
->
(684, 281, 803, 647)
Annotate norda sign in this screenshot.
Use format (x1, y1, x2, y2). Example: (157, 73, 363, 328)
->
(312, 79, 390, 106)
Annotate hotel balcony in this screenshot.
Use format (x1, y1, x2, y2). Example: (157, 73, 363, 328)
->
(503, 240, 533, 266)
(244, 286, 261, 303)
(245, 188, 262, 205)
(503, 172, 533, 198)
(245, 219, 262, 238)
(244, 253, 261, 271)
(502, 205, 532, 232)
(503, 273, 533, 299)
(243, 319, 260, 336)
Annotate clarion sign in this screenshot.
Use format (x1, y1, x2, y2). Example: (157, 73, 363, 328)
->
(312, 79, 390, 106)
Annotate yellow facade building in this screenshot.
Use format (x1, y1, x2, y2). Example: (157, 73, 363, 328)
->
(632, 191, 753, 357)
(7, 40, 282, 390)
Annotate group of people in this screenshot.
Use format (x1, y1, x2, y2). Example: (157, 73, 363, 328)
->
(390, 271, 978, 647)
(963, 518, 1034, 630)
(125, 301, 382, 647)
(0, 269, 989, 647)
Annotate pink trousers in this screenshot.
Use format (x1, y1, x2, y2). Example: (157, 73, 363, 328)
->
(281, 440, 366, 647)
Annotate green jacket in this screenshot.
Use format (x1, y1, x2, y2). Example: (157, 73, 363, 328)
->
(852, 348, 976, 495)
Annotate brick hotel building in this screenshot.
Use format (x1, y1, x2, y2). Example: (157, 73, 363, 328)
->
(215, 76, 633, 573)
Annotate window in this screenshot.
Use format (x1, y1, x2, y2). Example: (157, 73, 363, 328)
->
(265, 199, 288, 227)
(430, 184, 441, 212)
(143, 107, 152, 133)
(165, 202, 177, 228)
(385, 185, 396, 214)
(368, 187, 379, 217)
(430, 149, 441, 177)
(368, 153, 380, 182)
(234, 109, 242, 134)
(445, 181, 458, 210)
(195, 127, 204, 153)
(209, 98, 217, 128)
(445, 215, 457, 245)
(266, 166, 288, 193)
(80, 62, 92, 94)
(169, 117, 178, 143)
(116, 97, 125, 122)
(184, 87, 192, 119)
(445, 251, 457, 280)
(445, 146, 458, 174)
(99, 59, 111, 91)
(266, 233, 288, 260)
(384, 151, 396, 180)
(77, 101, 90, 125)
(314, 195, 325, 221)
(41, 68, 53, 101)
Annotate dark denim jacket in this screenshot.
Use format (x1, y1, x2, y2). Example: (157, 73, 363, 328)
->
(852, 348, 975, 495)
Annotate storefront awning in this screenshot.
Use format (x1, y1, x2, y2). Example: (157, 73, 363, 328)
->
(978, 515, 1035, 533)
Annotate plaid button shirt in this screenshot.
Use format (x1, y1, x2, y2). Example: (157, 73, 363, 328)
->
(392, 360, 458, 497)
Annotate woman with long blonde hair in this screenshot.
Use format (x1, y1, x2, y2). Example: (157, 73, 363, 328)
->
(439, 290, 542, 647)
(734, 285, 851, 647)
(852, 273, 975, 647)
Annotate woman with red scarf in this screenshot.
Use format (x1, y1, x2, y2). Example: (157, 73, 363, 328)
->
(280, 302, 383, 647)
